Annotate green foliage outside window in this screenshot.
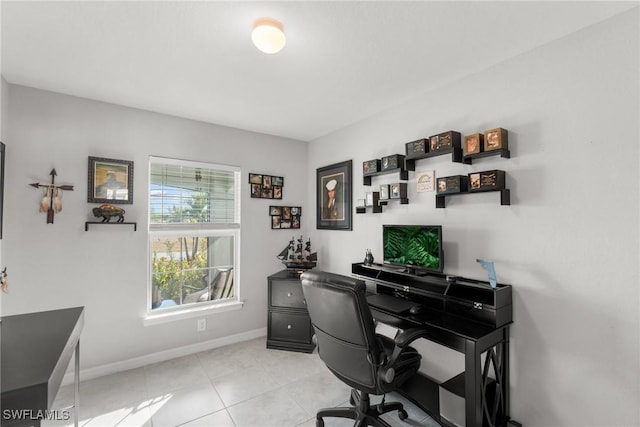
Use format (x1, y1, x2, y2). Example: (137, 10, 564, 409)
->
(152, 249, 208, 304)
(151, 193, 211, 305)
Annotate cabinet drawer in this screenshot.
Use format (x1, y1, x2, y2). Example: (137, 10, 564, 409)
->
(269, 312, 312, 343)
(270, 280, 307, 309)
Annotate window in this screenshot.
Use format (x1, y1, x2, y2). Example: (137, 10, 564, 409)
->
(148, 157, 241, 316)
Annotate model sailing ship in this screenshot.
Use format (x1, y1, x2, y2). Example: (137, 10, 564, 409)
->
(277, 236, 317, 270)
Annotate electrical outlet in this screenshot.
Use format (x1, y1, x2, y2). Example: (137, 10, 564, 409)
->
(197, 318, 206, 332)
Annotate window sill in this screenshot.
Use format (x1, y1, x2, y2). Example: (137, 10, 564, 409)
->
(143, 300, 244, 326)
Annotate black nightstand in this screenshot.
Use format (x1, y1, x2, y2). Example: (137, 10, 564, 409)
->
(266, 269, 316, 353)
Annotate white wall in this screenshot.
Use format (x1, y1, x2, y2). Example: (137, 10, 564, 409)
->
(0, 77, 7, 317)
(308, 9, 639, 427)
(2, 85, 309, 370)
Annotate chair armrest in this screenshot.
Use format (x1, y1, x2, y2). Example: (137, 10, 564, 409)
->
(380, 328, 430, 384)
(394, 327, 430, 348)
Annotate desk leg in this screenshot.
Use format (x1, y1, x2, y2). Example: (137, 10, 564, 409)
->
(503, 327, 510, 423)
(74, 340, 80, 427)
(465, 339, 481, 427)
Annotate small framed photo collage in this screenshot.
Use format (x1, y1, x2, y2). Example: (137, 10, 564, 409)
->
(270, 206, 301, 229)
(249, 173, 284, 199)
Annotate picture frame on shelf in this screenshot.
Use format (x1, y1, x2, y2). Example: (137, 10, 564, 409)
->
(464, 133, 484, 156)
(88, 156, 134, 204)
(316, 160, 352, 230)
(416, 170, 435, 193)
(379, 184, 390, 200)
(483, 128, 508, 151)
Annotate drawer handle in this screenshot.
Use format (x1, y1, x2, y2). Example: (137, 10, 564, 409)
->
(287, 292, 293, 297)
(287, 324, 292, 329)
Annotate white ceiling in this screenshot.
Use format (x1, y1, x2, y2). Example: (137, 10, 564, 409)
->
(2, 1, 636, 142)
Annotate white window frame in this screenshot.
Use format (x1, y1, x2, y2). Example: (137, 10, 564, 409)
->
(144, 156, 242, 326)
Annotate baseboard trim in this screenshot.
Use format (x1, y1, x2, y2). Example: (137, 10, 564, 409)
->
(61, 327, 267, 386)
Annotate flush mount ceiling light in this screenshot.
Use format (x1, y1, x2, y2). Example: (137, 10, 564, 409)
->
(251, 17, 286, 54)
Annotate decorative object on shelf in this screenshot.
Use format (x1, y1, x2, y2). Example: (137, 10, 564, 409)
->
(269, 205, 301, 229)
(437, 175, 469, 194)
(249, 173, 284, 199)
(363, 159, 381, 175)
(405, 131, 465, 167)
(381, 154, 405, 171)
(468, 170, 506, 191)
(356, 191, 382, 214)
(476, 258, 497, 288)
(464, 133, 484, 156)
(429, 131, 461, 153)
(416, 170, 435, 193)
(405, 139, 428, 158)
(379, 183, 408, 206)
(316, 160, 352, 230)
(364, 249, 374, 266)
(92, 204, 126, 223)
(379, 184, 390, 199)
(436, 171, 510, 208)
(483, 128, 508, 152)
(88, 157, 133, 204)
(30, 169, 75, 224)
(277, 235, 317, 270)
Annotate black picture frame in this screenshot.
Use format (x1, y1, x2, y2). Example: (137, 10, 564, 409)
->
(269, 205, 301, 229)
(88, 156, 134, 204)
(316, 160, 352, 230)
(249, 173, 284, 199)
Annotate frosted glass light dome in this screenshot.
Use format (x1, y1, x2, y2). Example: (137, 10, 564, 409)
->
(252, 18, 286, 54)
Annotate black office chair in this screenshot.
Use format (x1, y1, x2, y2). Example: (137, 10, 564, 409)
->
(301, 270, 427, 427)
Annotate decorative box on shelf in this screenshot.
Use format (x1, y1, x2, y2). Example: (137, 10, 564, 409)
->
(463, 133, 484, 156)
(436, 175, 469, 195)
(381, 154, 405, 171)
(429, 131, 461, 153)
(483, 127, 508, 152)
(468, 170, 506, 192)
(363, 159, 381, 175)
(405, 139, 428, 159)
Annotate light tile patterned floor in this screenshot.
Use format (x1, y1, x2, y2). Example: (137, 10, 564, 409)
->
(44, 337, 441, 427)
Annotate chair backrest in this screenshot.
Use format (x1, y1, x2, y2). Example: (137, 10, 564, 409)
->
(300, 270, 383, 390)
(211, 268, 233, 300)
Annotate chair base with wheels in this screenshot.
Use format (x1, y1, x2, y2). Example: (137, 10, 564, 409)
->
(315, 389, 407, 427)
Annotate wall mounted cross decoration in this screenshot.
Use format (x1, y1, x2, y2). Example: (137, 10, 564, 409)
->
(29, 169, 74, 224)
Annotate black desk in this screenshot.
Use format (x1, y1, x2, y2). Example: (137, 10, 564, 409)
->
(1, 307, 84, 427)
(353, 263, 512, 427)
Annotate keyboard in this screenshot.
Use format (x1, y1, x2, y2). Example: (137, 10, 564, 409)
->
(366, 293, 416, 315)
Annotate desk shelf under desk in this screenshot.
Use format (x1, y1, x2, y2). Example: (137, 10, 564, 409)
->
(352, 262, 515, 427)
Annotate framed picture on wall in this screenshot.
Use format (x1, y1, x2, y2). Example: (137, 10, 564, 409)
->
(88, 156, 134, 204)
(316, 160, 352, 230)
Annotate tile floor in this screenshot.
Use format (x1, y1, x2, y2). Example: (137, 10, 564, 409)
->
(45, 337, 441, 427)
